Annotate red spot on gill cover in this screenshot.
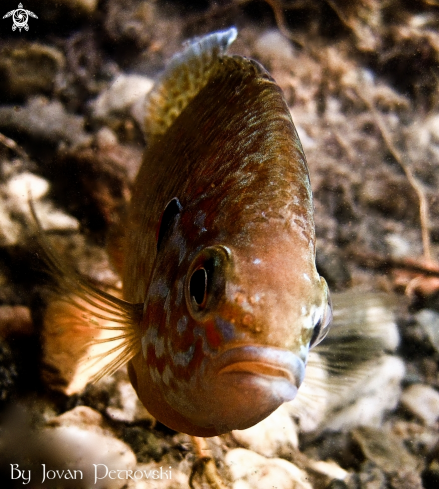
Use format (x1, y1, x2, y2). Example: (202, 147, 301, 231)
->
(205, 319, 222, 349)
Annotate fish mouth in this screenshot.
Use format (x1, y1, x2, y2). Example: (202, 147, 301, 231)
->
(214, 345, 305, 401)
(219, 361, 295, 383)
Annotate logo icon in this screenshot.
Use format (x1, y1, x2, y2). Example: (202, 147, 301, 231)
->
(3, 3, 38, 32)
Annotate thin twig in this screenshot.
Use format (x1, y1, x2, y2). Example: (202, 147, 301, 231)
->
(356, 91, 433, 263)
(348, 249, 439, 278)
(262, 0, 304, 48)
(0, 132, 29, 160)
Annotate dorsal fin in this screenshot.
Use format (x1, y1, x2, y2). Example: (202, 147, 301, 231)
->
(144, 27, 237, 137)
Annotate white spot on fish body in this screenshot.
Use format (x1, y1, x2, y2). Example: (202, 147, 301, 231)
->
(173, 343, 195, 367)
(253, 258, 261, 265)
(175, 280, 184, 307)
(162, 364, 173, 386)
(150, 366, 161, 384)
(149, 278, 169, 300)
(303, 273, 311, 282)
(155, 335, 165, 358)
(142, 325, 158, 358)
(177, 315, 188, 335)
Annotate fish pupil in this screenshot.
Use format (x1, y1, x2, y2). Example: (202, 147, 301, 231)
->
(190, 268, 207, 306)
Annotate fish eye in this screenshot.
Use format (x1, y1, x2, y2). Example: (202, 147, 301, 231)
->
(156, 197, 182, 251)
(185, 245, 230, 319)
(309, 296, 332, 349)
(190, 267, 208, 306)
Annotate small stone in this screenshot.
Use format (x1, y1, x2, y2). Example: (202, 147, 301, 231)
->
(0, 171, 79, 246)
(92, 74, 154, 120)
(0, 305, 33, 338)
(425, 114, 439, 146)
(0, 97, 91, 148)
(232, 403, 298, 457)
(401, 384, 439, 426)
(106, 378, 155, 424)
(46, 406, 108, 432)
(31, 200, 80, 232)
(0, 42, 64, 99)
(414, 309, 439, 353)
(0, 406, 137, 489)
(353, 427, 423, 489)
(7, 172, 49, 200)
(308, 460, 349, 482)
(385, 233, 412, 259)
(225, 448, 313, 489)
(254, 30, 296, 69)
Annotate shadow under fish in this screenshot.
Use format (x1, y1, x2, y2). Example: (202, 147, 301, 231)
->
(37, 27, 372, 438)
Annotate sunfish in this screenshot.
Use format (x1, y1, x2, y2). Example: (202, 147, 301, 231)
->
(40, 28, 332, 437)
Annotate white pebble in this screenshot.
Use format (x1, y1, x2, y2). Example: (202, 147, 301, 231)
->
(93, 74, 154, 119)
(401, 384, 439, 426)
(225, 448, 313, 489)
(254, 30, 296, 67)
(232, 403, 298, 457)
(7, 172, 49, 200)
(415, 309, 439, 353)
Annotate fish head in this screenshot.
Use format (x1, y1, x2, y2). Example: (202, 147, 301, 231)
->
(130, 214, 331, 436)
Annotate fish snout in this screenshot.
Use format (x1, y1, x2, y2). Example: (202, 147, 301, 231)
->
(201, 345, 305, 432)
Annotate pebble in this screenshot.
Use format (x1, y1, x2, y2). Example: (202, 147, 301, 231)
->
(253, 30, 296, 69)
(0, 171, 79, 246)
(7, 172, 49, 201)
(225, 448, 313, 489)
(401, 384, 439, 426)
(0, 42, 64, 99)
(106, 376, 155, 424)
(232, 403, 298, 458)
(414, 309, 439, 353)
(0, 406, 137, 489)
(0, 305, 33, 338)
(0, 97, 91, 148)
(353, 426, 418, 473)
(92, 74, 154, 122)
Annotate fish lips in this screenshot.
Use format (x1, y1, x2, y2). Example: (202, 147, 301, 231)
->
(214, 345, 306, 403)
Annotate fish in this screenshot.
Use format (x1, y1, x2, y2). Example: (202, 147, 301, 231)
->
(38, 27, 332, 437)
